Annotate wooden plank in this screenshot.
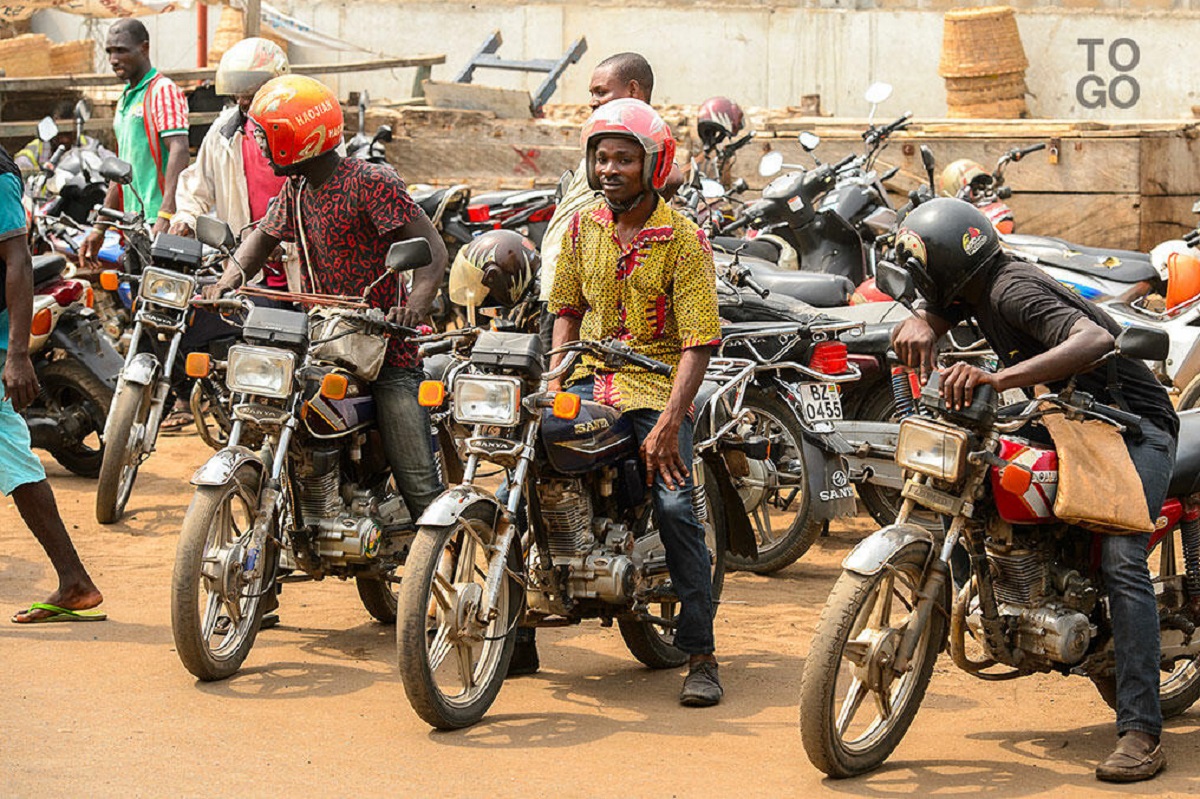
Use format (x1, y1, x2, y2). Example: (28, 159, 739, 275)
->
(366, 106, 578, 147)
(1007, 193, 1142, 251)
(422, 81, 532, 120)
(1140, 133, 1200, 197)
(388, 134, 575, 188)
(0, 111, 221, 139)
(1140, 195, 1198, 250)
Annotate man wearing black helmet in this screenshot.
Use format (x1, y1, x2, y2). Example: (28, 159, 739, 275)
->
(891, 197, 1178, 783)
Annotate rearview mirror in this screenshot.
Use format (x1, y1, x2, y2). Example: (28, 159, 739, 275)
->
(798, 132, 820, 152)
(373, 124, 393, 144)
(700, 178, 725, 200)
(876, 260, 916, 304)
(1115, 325, 1170, 362)
(195, 216, 236, 252)
(759, 151, 784, 177)
(556, 169, 574, 203)
(865, 82, 894, 105)
(920, 145, 936, 173)
(74, 99, 91, 123)
(385, 238, 433, 273)
(37, 116, 58, 142)
(99, 156, 133, 185)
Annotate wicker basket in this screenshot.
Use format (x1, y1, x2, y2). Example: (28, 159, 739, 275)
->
(947, 97, 1028, 119)
(939, 6, 1028, 79)
(209, 6, 288, 66)
(49, 40, 94, 76)
(945, 72, 1027, 105)
(0, 34, 52, 78)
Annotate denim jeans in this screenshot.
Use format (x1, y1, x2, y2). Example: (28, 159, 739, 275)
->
(372, 366, 443, 520)
(1106, 419, 1177, 738)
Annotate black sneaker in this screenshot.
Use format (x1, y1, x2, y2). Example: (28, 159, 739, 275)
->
(680, 660, 723, 707)
(507, 628, 540, 676)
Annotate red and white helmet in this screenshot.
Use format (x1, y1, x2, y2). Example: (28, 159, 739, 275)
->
(697, 96, 744, 148)
(581, 98, 676, 193)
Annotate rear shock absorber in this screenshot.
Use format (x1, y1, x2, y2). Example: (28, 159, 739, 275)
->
(891, 366, 916, 418)
(1181, 504, 1200, 602)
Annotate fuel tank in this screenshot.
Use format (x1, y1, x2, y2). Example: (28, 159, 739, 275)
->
(991, 436, 1059, 524)
(541, 399, 637, 474)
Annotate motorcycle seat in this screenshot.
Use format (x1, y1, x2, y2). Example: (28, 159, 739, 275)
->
(713, 236, 781, 264)
(843, 322, 894, 355)
(746, 266, 855, 308)
(1002, 233, 1157, 284)
(1169, 410, 1200, 498)
(32, 254, 67, 287)
(410, 188, 448, 221)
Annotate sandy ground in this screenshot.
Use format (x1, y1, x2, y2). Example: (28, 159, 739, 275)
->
(3, 435, 1200, 798)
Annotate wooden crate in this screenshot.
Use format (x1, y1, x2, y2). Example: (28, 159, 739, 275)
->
(49, 40, 93, 76)
(0, 34, 52, 78)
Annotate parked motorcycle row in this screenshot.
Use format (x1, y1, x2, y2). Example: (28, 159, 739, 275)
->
(19, 79, 1200, 775)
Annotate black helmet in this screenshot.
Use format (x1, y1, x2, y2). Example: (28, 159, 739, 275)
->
(893, 197, 1001, 309)
(448, 229, 541, 309)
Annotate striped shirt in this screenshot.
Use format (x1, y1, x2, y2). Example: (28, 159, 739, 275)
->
(113, 68, 188, 219)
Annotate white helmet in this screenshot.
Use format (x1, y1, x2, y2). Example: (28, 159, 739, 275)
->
(215, 37, 289, 97)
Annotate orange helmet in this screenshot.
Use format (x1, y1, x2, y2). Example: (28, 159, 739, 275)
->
(1166, 252, 1200, 310)
(940, 159, 990, 199)
(249, 75, 343, 169)
(581, 98, 676, 193)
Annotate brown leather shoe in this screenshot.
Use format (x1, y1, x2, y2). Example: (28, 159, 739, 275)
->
(1096, 732, 1165, 783)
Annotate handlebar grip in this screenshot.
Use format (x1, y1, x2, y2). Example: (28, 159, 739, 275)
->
(1185, 230, 1200, 247)
(46, 144, 67, 170)
(383, 321, 418, 338)
(727, 132, 755, 153)
(743, 275, 770, 298)
(627, 352, 673, 377)
(833, 154, 856, 171)
(1015, 143, 1048, 160)
(191, 297, 244, 312)
(719, 213, 750, 236)
(420, 339, 455, 357)
(1091, 404, 1143, 436)
(97, 207, 125, 223)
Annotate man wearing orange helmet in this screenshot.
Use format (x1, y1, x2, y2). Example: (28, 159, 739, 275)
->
(547, 98, 725, 707)
(205, 75, 449, 523)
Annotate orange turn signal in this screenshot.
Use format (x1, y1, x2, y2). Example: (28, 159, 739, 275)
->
(552, 392, 581, 420)
(320, 373, 349, 401)
(418, 380, 445, 408)
(85, 286, 95, 308)
(30, 307, 52, 337)
(999, 464, 1033, 495)
(185, 352, 211, 378)
(99, 270, 120, 292)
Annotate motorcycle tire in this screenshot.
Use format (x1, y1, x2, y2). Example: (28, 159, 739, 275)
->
(726, 388, 825, 574)
(1177, 373, 1200, 412)
(38, 359, 113, 478)
(799, 540, 945, 778)
(619, 463, 728, 669)
(398, 507, 523, 730)
(356, 575, 398, 624)
(171, 462, 269, 681)
(95, 382, 149, 524)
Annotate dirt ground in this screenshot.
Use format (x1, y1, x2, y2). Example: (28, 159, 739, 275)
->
(3, 435, 1200, 798)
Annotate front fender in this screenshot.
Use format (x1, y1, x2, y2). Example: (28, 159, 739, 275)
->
(842, 523, 934, 576)
(122, 351, 160, 387)
(191, 445, 265, 488)
(416, 485, 504, 535)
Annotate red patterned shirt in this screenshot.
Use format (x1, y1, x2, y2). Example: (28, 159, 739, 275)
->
(547, 197, 721, 412)
(259, 158, 421, 368)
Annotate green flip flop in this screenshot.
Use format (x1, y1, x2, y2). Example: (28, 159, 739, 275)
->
(11, 602, 107, 624)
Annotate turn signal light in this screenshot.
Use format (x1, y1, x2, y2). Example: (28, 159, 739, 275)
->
(30, 307, 52, 337)
(552, 392, 581, 420)
(466, 204, 491, 223)
(85, 286, 95, 308)
(99, 270, 120, 291)
(999, 463, 1033, 495)
(185, 352, 211, 378)
(809, 341, 849, 375)
(418, 380, 445, 407)
(320, 373, 349, 401)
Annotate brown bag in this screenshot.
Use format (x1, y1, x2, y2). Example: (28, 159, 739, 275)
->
(1040, 409, 1154, 535)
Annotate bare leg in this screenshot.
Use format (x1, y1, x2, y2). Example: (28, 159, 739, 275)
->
(11, 479, 102, 621)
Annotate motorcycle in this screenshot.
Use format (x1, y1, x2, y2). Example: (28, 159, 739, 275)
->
(20, 252, 122, 477)
(170, 233, 453, 681)
(799, 281, 1200, 776)
(345, 90, 394, 165)
(397, 334, 760, 728)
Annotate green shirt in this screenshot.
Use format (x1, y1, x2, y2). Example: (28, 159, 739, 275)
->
(113, 68, 189, 220)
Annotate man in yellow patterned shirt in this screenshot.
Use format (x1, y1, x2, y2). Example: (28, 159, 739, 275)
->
(548, 99, 724, 707)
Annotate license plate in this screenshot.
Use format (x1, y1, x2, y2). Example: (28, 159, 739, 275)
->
(797, 382, 843, 425)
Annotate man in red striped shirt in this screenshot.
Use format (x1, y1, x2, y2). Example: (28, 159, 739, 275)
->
(80, 19, 189, 269)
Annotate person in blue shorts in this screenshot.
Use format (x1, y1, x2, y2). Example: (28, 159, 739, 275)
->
(0, 145, 105, 624)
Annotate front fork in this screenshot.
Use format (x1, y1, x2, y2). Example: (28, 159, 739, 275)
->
(242, 417, 295, 586)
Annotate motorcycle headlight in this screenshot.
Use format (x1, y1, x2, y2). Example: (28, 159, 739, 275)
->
(453, 375, 521, 427)
(896, 417, 970, 482)
(226, 345, 295, 399)
(139, 267, 195, 310)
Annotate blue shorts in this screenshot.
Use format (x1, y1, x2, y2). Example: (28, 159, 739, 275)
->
(0, 311, 47, 495)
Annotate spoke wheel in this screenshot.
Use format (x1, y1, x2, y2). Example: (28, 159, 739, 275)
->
(398, 511, 522, 729)
(95, 383, 150, 524)
(800, 541, 945, 778)
(726, 388, 824, 574)
(171, 463, 268, 681)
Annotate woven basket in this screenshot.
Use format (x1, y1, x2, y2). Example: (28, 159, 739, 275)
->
(946, 96, 1028, 119)
(49, 40, 94, 75)
(209, 6, 288, 66)
(0, 33, 52, 77)
(939, 6, 1028, 79)
(945, 72, 1027, 105)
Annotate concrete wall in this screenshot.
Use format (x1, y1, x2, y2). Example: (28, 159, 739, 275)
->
(30, 2, 1200, 121)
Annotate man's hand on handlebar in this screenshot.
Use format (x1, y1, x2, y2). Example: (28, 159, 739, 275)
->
(200, 278, 237, 301)
(168, 220, 194, 238)
(79, 227, 104, 270)
(939, 361, 999, 412)
(388, 303, 428, 329)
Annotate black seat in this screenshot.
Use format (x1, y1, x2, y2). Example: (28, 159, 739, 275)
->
(1169, 410, 1200, 498)
(1003, 233, 1158, 284)
(713, 236, 781, 263)
(32, 254, 67, 286)
(410, 188, 448, 221)
(746, 265, 854, 308)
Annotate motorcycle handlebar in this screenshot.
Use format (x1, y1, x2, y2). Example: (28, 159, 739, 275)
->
(46, 144, 67, 171)
(719, 212, 750, 236)
(726, 132, 755, 154)
(625, 351, 673, 377)
(1012, 142, 1047, 162)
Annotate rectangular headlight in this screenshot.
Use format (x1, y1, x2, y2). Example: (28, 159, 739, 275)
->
(896, 417, 970, 482)
(226, 345, 295, 399)
(139, 266, 195, 309)
(453, 375, 521, 427)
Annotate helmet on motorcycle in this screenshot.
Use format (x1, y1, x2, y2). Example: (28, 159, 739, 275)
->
(849, 278, 893, 305)
(448, 230, 541, 309)
(1167, 252, 1200, 310)
(893, 198, 1001, 309)
(215, 37, 289, 97)
(697, 96, 745, 149)
(940, 159, 991, 199)
(249, 75, 343, 169)
(581, 98, 676, 193)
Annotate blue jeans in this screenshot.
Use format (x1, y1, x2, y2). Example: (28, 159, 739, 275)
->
(372, 366, 443, 519)
(1106, 419, 1176, 738)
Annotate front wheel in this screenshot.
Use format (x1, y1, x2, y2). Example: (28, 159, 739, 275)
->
(170, 463, 269, 681)
(397, 510, 523, 730)
(95, 382, 150, 524)
(799, 541, 945, 778)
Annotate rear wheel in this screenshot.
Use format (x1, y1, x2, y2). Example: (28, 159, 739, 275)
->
(38, 359, 112, 477)
(95, 382, 150, 524)
(356, 575, 398, 624)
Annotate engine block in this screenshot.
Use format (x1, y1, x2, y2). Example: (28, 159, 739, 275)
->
(537, 479, 594, 557)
